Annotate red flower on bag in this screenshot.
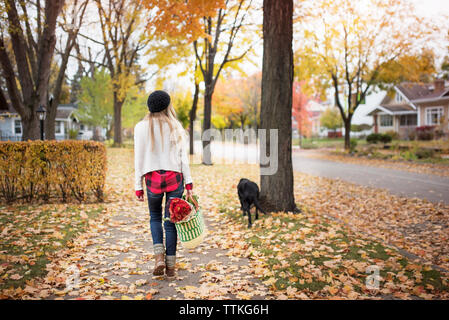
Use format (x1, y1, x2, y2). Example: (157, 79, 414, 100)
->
(169, 198, 192, 223)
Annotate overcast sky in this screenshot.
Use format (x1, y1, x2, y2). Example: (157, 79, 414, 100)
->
(410, 0, 449, 16)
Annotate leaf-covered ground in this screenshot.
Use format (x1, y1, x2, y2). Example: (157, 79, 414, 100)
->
(0, 147, 448, 299)
(214, 165, 449, 299)
(0, 203, 105, 298)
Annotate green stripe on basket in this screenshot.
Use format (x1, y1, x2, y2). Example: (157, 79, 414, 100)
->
(176, 211, 205, 242)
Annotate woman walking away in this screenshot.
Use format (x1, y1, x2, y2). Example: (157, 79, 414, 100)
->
(134, 90, 193, 278)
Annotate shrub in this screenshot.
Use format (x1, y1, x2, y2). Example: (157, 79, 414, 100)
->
(68, 128, 79, 139)
(366, 133, 392, 144)
(366, 133, 382, 144)
(414, 148, 435, 159)
(384, 130, 399, 140)
(0, 140, 106, 204)
(379, 134, 392, 144)
(350, 138, 358, 153)
(416, 126, 435, 141)
(401, 150, 418, 161)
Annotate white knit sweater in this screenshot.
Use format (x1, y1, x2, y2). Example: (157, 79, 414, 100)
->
(134, 119, 193, 191)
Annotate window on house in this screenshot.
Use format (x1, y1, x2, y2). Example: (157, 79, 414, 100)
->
(14, 120, 22, 134)
(396, 93, 404, 103)
(380, 114, 393, 127)
(425, 107, 443, 125)
(80, 124, 85, 131)
(55, 121, 62, 134)
(399, 114, 417, 126)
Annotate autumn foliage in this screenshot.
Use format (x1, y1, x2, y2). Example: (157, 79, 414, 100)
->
(144, 0, 226, 41)
(0, 141, 106, 203)
(292, 82, 312, 137)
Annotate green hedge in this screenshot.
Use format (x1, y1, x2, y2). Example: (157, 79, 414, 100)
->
(366, 133, 392, 144)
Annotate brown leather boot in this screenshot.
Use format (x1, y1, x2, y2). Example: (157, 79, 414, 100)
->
(153, 253, 165, 276)
(166, 266, 176, 278)
(166, 255, 176, 278)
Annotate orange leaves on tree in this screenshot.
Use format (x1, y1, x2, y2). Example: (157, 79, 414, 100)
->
(212, 73, 261, 129)
(144, 0, 226, 42)
(292, 81, 312, 138)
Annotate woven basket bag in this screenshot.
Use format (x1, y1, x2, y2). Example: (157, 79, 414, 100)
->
(169, 195, 206, 249)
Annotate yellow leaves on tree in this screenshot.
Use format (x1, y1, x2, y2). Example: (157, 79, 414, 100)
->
(376, 49, 437, 86)
(112, 72, 136, 103)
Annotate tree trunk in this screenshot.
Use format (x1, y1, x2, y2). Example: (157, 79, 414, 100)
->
(45, 99, 57, 140)
(344, 118, 351, 150)
(259, 0, 297, 213)
(46, 33, 77, 140)
(21, 110, 41, 141)
(113, 94, 124, 146)
(202, 87, 213, 165)
(189, 82, 199, 155)
(91, 126, 97, 141)
(35, 1, 62, 128)
(1, 0, 64, 141)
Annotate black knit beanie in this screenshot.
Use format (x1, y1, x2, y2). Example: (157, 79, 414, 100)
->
(147, 90, 171, 113)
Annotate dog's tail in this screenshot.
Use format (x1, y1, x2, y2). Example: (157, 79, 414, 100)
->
(254, 198, 266, 214)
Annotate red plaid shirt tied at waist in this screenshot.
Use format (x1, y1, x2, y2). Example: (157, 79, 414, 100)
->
(135, 170, 192, 197)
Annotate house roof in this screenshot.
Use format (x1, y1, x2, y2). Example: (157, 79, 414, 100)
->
(396, 82, 449, 102)
(367, 80, 449, 117)
(367, 104, 416, 116)
(381, 104, 415, 112)
(56, 108, 74, 119)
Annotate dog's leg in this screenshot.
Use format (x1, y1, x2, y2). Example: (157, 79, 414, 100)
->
(255, 207, 259, 220)
(241, 200, 248, 216)
(247, 209, 252, 228)
(254, 198, 266, 215)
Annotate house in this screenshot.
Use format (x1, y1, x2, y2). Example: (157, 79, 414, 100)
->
(0, 103, 106, 141)
(367, 80, 449, 139)
(352, 89, 386, 126)
(307, 99, 334, 137)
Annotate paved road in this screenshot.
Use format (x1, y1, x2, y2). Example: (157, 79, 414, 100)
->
(193, 141, 449, 204)
(292, 152, 449, 204)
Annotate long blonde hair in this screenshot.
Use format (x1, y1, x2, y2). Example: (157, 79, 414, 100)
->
(143, 104, 185, 151)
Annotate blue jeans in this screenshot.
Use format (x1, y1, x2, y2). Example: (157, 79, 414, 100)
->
(147, 181, 184, 256)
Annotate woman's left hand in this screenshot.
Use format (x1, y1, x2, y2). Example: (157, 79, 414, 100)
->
(136, 190, 144, 201)
(185, 189, 193, 200)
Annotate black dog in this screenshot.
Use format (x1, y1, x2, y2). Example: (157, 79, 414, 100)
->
(237, 178, 266, 228)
